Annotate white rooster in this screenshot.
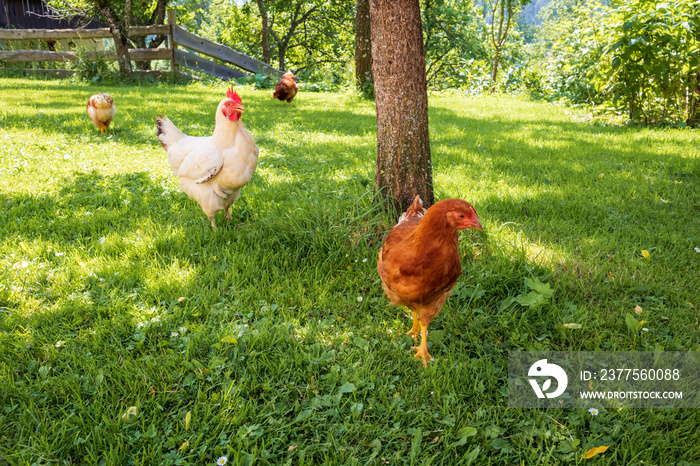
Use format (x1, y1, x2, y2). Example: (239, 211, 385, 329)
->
(156, 87, 259, 228)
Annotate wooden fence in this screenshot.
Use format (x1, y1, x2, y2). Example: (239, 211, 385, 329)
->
(0, 9, 283, 80)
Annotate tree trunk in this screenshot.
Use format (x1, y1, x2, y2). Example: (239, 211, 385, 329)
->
(370, 0, 433, 214)
(489, 0, 513, 92)
(255, 0, 271, 65)
(354, 0, 372, 88)
(491, 46, 501, 87)
(112, 26, 133, 77)
(94, 0, 132, 77)
(277, 44, 286, 71)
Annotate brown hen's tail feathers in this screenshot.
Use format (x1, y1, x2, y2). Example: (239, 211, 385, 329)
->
(396, 195, 426, 225)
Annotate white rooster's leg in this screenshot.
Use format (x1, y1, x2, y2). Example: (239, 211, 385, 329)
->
(223, 190, 240, 223)
(209, 217, 216, 229)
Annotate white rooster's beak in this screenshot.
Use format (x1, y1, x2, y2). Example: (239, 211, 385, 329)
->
(228, 104, 244, 120)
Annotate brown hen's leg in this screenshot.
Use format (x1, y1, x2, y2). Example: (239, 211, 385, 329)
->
(411, 322, 433, 368)
(407, 310, 420, 341)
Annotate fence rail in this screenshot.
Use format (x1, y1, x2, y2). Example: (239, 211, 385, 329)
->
(0, 10, 282, 80)
(0, 24, 170, 40)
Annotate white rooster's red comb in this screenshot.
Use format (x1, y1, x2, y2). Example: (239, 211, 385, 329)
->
(226, 86, 242, 104)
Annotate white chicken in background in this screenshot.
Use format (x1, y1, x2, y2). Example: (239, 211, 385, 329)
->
(156, 87, 259, 228)
(86, 93, 116, 134)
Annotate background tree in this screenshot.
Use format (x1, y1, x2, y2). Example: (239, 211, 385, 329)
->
(421, 0, 486, 85)
(128, 0, 170, 71)
(354, 0, 372, 91)
(49, 0, 134, 76)
(49, 0, 177, 76)
(370, 0, 433, 213)
(198, 0, 353, 79)
(532, 0, 699, 125)
(94, 0, 134, 76)
(254, 0, 271, 64)
(486, 0, 530, 90)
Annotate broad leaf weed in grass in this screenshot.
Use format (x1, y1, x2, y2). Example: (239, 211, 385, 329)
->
(1, 78, 699, 465)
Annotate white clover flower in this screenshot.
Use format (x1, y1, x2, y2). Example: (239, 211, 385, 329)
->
(588, 408, 599, 416)
(362, 258, 368, 263)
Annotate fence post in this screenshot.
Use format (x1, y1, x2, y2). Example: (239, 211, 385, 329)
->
(167, 8, 178, 74)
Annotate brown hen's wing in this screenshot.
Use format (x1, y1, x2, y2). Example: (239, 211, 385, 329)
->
(378, 195, 463, 306)
(378, 195, 425, 288)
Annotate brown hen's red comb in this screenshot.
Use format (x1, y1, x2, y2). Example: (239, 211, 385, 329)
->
(227, 86, 242, 104)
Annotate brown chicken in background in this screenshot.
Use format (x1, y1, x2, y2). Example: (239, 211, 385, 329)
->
(272, 71, 299, 103)
(377, 196, 482, 368)
(86, 93, 116, 134)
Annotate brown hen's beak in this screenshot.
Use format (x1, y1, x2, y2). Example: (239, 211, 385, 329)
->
(473, 220, 483, 231)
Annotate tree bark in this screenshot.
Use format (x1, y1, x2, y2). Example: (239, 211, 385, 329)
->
(370, 0, 433, 214)
(354, 0, 372, 88)
(491, 47, 501, 85)
(94, 0, 132, 77)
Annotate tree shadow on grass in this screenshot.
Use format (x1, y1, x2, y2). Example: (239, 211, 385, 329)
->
(0, 167, 378, 327)
(429, 106, 699, 243)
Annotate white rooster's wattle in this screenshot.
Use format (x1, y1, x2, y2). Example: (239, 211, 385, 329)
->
(156, 87, 259, 228)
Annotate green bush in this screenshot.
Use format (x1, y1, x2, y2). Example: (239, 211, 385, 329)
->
(603, 0, 700, 125)
(73, 47, 114, 83)
(539, 0, 700, 125)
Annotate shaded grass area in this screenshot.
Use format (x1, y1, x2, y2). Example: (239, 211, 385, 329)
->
(1, 78, 699, 465)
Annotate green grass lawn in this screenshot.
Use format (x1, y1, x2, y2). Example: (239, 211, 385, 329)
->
(1, 77, 699, 465)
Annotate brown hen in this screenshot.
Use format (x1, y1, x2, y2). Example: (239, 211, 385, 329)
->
(272, 71, 299, 103)
(377, 196, 482, 368)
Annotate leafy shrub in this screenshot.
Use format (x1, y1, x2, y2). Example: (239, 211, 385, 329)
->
(539, 0, 700, 125)
(602, 0, 700, 125)
(538, 1, 609, 105)
(72, 47, 113, 83)
(236, 73, 275, 90)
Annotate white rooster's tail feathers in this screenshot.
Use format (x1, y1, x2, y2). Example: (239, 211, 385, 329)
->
(155, 116, 185, 150)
